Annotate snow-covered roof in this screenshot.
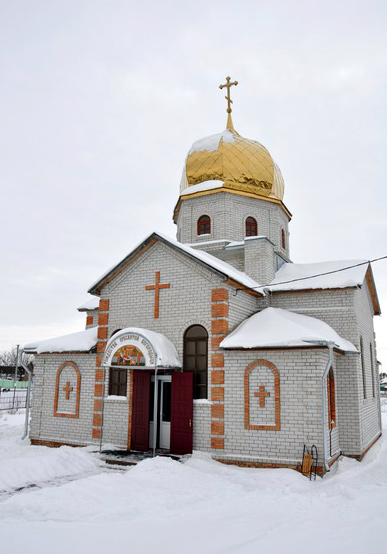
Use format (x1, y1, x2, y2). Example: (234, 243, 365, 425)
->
(24, 327, 98, 354)
(220, 307, 357, 353)
(267, 260, 369, 292)
(89, 232, 263, 295)
(104, 328, 181, 368)
(77, 296, 100, 311)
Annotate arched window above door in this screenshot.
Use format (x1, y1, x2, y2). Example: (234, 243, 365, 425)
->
(245, 217, 258, 237)
(183, 325, 208, 399)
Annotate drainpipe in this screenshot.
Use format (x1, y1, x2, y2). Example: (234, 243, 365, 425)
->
(321, 341, 335, 473)
(18, 349, 32, 440)
(153, 366, 158, 458)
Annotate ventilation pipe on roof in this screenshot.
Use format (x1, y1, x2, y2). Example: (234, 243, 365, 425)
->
(18, 349, 33, 440)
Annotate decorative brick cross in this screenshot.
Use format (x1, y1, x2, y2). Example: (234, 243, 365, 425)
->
(62, 381, 73, 400)
(145, 271, 170, 318)
(254, 385, 270, 408)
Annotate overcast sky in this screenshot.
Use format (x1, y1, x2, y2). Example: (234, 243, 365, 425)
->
(1, 0, 387, 368)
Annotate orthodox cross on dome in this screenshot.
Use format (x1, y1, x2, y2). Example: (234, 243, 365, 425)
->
(254, 385, 270, 408)
(219, 76, 238, 131)
(62, 381, 73, 400)
(145, 271, 170, 319)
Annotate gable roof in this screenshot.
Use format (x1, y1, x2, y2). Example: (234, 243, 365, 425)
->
(220, 307, 357, 353)
(88, 232, 263, 296)
(266, 260, 380, 315)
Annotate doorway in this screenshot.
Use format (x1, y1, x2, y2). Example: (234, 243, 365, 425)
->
(131, 370, 193, 455)
(149, 375, 171, 450)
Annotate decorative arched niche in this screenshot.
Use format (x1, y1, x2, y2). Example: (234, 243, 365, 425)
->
(54, 361, 81, 418)
(244, 359, 280, 430)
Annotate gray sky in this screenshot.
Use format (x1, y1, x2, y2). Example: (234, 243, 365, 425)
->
(1, 0, 387, 368)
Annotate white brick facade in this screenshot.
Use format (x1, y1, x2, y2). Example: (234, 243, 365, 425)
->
(28, 129, 381, 474)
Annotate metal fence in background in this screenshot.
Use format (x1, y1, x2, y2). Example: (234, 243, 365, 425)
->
(0, 387, 28, 411)
(380, 391, 387, 412)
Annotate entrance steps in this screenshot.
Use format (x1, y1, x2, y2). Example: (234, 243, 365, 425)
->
(99, 449, 183, 466)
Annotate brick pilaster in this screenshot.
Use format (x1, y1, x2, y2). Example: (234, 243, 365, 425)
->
(91, 298, 110, 441)
(211, 288, 228, 451)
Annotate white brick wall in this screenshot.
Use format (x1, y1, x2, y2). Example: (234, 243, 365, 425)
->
(176, 191, 290, 258)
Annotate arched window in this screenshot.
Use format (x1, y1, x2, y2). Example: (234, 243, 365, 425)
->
(327, 367, 336, 428)
(183, 325, 208, 399)
(281, 229, 286, 249)
(197, 215, 211, 235)
(370, 342, 375, 398)
(360, 337, 366, 399)
(245, 217, 258, 237)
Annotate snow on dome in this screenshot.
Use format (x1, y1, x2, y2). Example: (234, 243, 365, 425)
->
(24, 327, 98, 354)
(103, 327, 181, 368)
(180, 180, 224, 196)
(188, 130, 235, 155)
(267, 260, 369, 292)
(220, 307, 357, 353)
(77, 296, 100, 311)
(178, 126, 286, 203)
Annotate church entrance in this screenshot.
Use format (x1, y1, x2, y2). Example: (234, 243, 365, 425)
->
(149, 375, 172, 450)
(131, 371, 193, 455)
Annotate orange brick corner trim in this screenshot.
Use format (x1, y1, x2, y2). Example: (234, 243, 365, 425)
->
(99, 299, 110, 312)
(212, 288, 229, 302)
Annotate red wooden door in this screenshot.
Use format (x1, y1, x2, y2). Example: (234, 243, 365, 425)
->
(170, 372, 194, 455)
(131, 371, 151, 452)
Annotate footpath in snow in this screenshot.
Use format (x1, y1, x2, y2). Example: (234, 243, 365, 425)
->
(1, 410, 387, 554)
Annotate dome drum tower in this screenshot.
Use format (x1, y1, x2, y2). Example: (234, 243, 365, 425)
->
(173, 77, 292, 284)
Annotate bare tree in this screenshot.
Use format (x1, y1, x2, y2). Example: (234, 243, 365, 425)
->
(0, 346, 34, 379)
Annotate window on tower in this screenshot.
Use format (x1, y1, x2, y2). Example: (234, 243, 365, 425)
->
(245, 217, 258, 237)
(197, 215, 211, 235)
(281, 229, 286, 249)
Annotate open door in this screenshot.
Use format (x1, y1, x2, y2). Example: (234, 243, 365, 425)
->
(170, 372, 194, 455)
(131, 371, 151, 451)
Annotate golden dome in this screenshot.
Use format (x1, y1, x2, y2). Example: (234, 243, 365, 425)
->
(180, 123, 285, 202)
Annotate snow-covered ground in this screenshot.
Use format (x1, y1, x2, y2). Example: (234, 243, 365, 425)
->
(1, 411, 387, 554)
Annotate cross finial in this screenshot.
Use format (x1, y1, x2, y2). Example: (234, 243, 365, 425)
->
(219, 76, 238, 131)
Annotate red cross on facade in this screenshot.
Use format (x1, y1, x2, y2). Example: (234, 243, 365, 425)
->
(254, 385, 270, 408)
(62, 381, 73, 400)
(145, 271, 170, 319)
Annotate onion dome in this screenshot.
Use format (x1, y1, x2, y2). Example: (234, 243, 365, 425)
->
(174, 77, 289, 223)
(180, 126, 284, 201)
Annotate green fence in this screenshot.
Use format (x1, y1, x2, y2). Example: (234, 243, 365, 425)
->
(0, 379, 28, 389)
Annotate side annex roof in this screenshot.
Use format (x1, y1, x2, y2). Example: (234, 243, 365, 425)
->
(88, 232, 263, 296)
(24, 327, 98, 354)
(266, 260, 380, 315)
(220, 308, 357, 353)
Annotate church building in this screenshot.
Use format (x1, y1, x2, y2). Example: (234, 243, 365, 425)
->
(25, 78, 382, 474)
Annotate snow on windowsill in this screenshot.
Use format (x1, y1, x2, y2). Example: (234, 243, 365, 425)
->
(105, 395, 128, 402)
(193, 399, 212, 405)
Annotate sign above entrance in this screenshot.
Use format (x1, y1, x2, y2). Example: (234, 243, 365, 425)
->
(103, 332, 155, 368)
(102, 327, 181, 369)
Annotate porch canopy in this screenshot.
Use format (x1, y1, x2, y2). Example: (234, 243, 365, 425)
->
(102, 327, 181, 369)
